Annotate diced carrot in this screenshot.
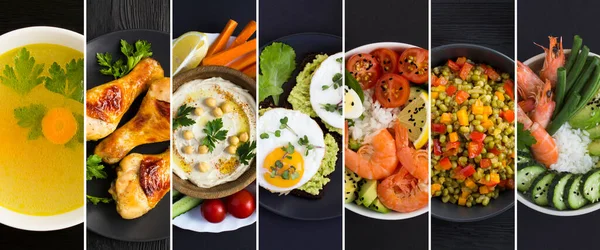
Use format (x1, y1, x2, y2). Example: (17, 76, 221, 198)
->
(461, 190, 471, 198)
(458, 197, 467, 206)
(482, 119, 494, 129)
(479, 186, 490, 194)
(495, 91, 505, 101)
(230, 20, 256, 48)
(490, 173, 500, 184)
(227, 51, 256, 70)
(241, 64, 256, 78)
(440, 113, 452, 124)
(431, 183, 442, 194)
(206, 19, 238, 57)
(203, 39, 257, 66)
(449, 132, 458, 142)
(457, 109, 468, 126)
(432, 91, 439, 99)
(465, 178, 477, 189)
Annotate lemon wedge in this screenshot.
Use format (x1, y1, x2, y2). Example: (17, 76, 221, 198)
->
(397, 91, 429, 149)
(172, 31, 209, 75)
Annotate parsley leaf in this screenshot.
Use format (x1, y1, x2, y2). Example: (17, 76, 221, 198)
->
(65, 113, 84, 148)
(201, 118, 228, 152)
(13, 104, 47, 140)
(87, 195, 113, 205)
(236, 141, 256, 165)
(97, 52, 128, 78)
(173, 104, 195, 130)
(44, 58, 84, 103)
(517, 122, 537, 149)
(86, 154, 107, 180)
(259, 42, 296, 105)
(0, 48, 45, 95)
(97, 40, 152, 79)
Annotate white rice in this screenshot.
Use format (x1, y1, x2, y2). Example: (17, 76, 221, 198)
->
(550, 123, 598, 174)
(349, 89, 400, 143)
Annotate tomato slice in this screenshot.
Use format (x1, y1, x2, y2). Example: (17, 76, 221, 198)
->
(459, 62, 473, 80)
(374, 73, 410, 108)
(371, 48, 399, 73)
(467, 141, 483, 158)
(398, 48, 428, 84)
(446, 85, 457, 96)
(470, 131, 486, 143)
(444, 141, 460, 156)
(432, 123, 446, 134)
(433, 139, 442, 156)
(485, 66, 501, 81)
(447, 60, 460, 71)
(346, 53, 382, 89)
(503, 79, 515, 100)
(455, 90, 470, 104)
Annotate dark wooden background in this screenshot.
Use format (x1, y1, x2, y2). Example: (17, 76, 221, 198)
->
(86, 0, 169, 249)
(518, 1, 600, 249)
(431, 0, 515, 250)
(0, 0, 84, 249)
(345, 0, 429, 249)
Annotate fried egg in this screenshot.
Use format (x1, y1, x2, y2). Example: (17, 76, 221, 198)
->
(310, 52, 344, 129)
(258, 108, 325, 193)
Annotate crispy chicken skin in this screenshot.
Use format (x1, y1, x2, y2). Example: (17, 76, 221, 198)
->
(86, 58, 164, 141)
(94, 77, 170, 164)
(109, 149, 170, 219)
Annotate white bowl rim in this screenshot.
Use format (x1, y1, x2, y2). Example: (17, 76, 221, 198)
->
(0, 26, 84, 231)
(344, 42, 429, 220)
(518, 50, 600, 217)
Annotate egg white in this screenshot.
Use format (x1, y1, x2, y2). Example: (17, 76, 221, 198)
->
(258, 108, 326, 193)
(344, 86, 364, 119)
(310, 52, 344, 129)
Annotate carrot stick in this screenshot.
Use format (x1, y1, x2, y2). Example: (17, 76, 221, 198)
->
(230, 20, 256, 48)
(202, 39, 257, 66)
(206, 19, 238, 57)
(227, 51, 256, 70)
(241, 64, 256, 78)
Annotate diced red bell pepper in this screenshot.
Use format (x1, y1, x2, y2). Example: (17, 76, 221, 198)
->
(503, 79, 515, 100)
(485, 66, 501, 81)
(433, 139, 443, 156)
(446, 85, 457, 96)
(439, 157, 452, 170)
(502, 110, 515, 123)
(432, 123, 447, 134)
(489, 147, 501, 156)
(480, 158, 492, 169)
(456, 57, 467, 66)
(460, 164, 476, 178)
(444, 141, 461, 156)
(467, 141, 483, 158)
(447, 60, 461, 71)
(459, 62, 473, 80)
(431, 74, 439, 87)
(470, 131, 487, 143)
(435, 76, 448, 86)
(455, 90, 470, 104)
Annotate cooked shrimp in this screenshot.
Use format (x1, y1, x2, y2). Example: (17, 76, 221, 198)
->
(517, 106, 558, 167)
(517, 61, 545, 101)
(535, 36, 565, 86)
(394, 121, 428, 181)
(529, 79, 555, 128)
(377, 167, 428, 213)
(345, 122, 398, 179)
(518, 99, 536, 113)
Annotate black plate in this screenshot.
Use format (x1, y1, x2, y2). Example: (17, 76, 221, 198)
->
(431, 44, 515, 222)
(258, 33, 342, 220)
(86, 29, 171, 241)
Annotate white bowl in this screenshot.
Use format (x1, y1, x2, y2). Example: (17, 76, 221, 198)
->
(344, 42, 429, 220)
(518, 49, 600, 216)
(0, 26, 84, 231)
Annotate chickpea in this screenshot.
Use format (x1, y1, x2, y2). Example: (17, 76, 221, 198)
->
(198, 145, 209, 154)
(239, 132, 249, 142)
(212, 107, 223, 117)
(221, 101, 234, 113)
(194, 107, 204, 116)
(205, 97, 217, 107)
(183, 145, 194, 154)
(198, 162, 209, 172)
(183, 130, 194, 140)
(229, 136, 240, 146)
(226, 145, 237, 154)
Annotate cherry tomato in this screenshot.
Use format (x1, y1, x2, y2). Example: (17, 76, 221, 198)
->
(371, 48, 399, 73)
(225, 189, 255, 219)
(470, 131, 486, 143)
(398, 48, 428, 84)
(346, 53, 382, 89)
(467, 141, 484, 158)
(374, 73, 411, 108)
(201, 199, 226, 223)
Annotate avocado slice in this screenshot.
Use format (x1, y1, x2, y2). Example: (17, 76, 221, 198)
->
(344, 169, 359, 203)
(587, 126, 600, 139)
(588, 140, 600, 156)
(570, 95, 600, 129)
(368, 198, 390, 213)
(357, 179, 378, 207)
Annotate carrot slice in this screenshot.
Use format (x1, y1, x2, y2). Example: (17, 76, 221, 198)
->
(206, 19, 238, 57)
(241, 64, 256, 78)
(231, 20, 256, 48)
(228, 51, 256, 70)
(202, 39, 257, 66)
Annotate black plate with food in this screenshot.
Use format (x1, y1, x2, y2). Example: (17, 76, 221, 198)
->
(85, 29, 171, 241)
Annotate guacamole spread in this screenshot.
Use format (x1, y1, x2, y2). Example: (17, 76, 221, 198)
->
(297, 133, 338, 195)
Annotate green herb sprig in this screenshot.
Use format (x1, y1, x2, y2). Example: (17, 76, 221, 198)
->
(173, 104, 195, 130)
(260, 116, 297, 139)
(298, 135, 324, 156)
(322, 73, 342, 90)
(97, 39, 153, 79)
(321, 101, 342, 115)
(87, 195, 113, 205)
(86, 154, 107, 180)
(236, 141, 256, 165)
(201, 118, 228, 152)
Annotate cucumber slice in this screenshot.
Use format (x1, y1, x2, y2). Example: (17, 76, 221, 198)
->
(565, 175, 588, 210)
(581, 169, 600, 203)
(517, 150, 532, 165)
(548, 174, 572, 210)
(529, 172, 556, 206)
(172, 189, 182, 199)
(172, 196, 202, 219)
(517, 164, 546, 192)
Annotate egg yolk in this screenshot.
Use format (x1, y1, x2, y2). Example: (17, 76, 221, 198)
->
(263, 147, 304, 188)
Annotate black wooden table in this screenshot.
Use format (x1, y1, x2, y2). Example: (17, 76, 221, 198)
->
(172, 0, 257, 249)
(431, 1, 515, 250)
(0, 0, 83, 249)
(86, 0, 170, 249)
(258, 1, 342, 249)
(345, 0, 429, 249)
(517, 1, 600, 249)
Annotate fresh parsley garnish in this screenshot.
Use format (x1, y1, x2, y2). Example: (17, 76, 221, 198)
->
(201, 118, 228, 152)
(0, 48, 45, 95)
(322, 73, 342, 90)
(65, 113, 84, 148)
(86, 154, 107, 180)
(45, 59, 84, 103)
(259, 42, 296, 105)
(173, 104, 196, 130)
(87, 195, 113, 205)
(321, 102, 342, 115)
(517, 122, 537, 149)
(236, 141, 256, 165)
(13, 104, 47, 140)
(97, 39, 153, 79)
(336, 57, 342, 63)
